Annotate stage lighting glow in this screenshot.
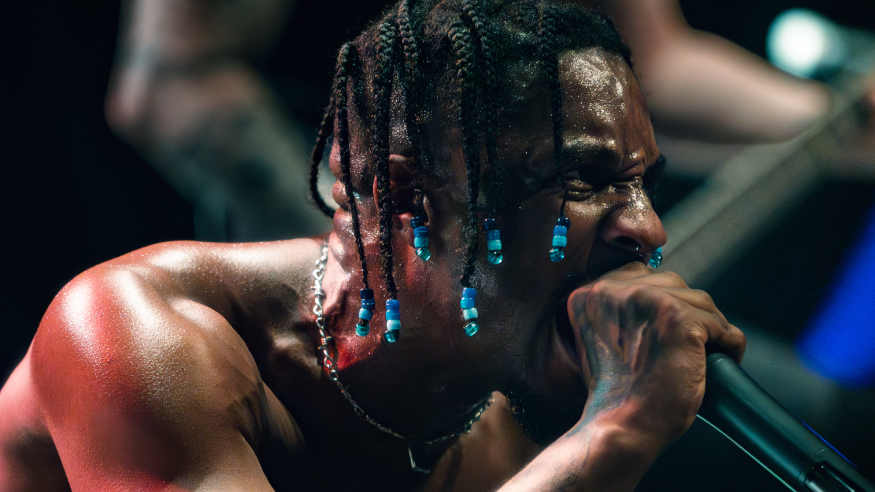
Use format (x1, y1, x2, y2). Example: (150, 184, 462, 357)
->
(767, 9, 834, 78)
(797, 202, 875, 387)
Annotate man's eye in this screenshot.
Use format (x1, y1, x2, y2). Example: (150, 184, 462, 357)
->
(643, 155, 667, 202)
(563, 167, 607, 191)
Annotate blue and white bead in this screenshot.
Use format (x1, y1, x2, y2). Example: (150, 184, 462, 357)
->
(356, 289, 375, 337)
(484, 217, 503, 265)
(460, 287, 479, 337)
(411, 216, 431, 261)
(549, 216, 571, 262)
(385, 299, 401, 343)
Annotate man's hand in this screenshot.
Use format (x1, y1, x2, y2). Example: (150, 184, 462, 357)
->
(500, 263, 744, 492)
(569, 262, 745, 447)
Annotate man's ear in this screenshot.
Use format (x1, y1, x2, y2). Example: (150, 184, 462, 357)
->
(372, 155, 416, 216)
(371, 155, 435, 250)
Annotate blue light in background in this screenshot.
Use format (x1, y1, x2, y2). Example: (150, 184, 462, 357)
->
(797, 200, 875, 387)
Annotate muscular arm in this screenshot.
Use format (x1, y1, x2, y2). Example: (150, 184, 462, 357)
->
(106, 0, 332, 241)
(598, 0, 831, 143)
(9, 241, 314, 491)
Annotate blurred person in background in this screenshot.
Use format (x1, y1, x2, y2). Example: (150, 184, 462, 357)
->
(104, 0, 833, 242)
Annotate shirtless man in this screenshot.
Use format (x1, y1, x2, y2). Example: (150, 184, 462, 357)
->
(0, 2, 744, 490)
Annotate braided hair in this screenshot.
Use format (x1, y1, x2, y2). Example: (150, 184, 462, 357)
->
(308, 0, 632, 315)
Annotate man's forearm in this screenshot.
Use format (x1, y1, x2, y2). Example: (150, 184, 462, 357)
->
(499, 419, 661, 492)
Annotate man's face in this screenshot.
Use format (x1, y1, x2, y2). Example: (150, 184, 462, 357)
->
(326, 47, 666, 441)
(460, 48, 667, 443)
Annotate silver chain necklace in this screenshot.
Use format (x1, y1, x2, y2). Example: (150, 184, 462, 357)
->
(311, 242, 491, 473)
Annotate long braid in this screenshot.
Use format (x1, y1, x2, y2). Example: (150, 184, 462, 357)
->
(397, 0, 426, 216)
(309, 96, 337, 218)
(462, 0, 503, 217)
(373, 20, 399, 298)
(335, 44, 371, 290)
(449, 20, 480, 287)
(538, 5, 563, 172)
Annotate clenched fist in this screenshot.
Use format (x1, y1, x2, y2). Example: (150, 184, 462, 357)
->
(569, 262, 746, 447)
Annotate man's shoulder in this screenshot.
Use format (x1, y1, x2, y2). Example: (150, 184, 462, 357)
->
(1, 238, 325, 490)
(27, 237, 323, 433)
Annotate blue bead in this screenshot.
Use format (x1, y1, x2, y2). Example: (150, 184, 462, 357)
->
(413, 226, 429, 237)
(411, 216, 426, 229)
(550, 247, 565, 262)
(484, 217, 497, 230)
(487, 239, 502, 251)
(460, 297, 476, 309)
(557, 217, 571, 228)
(552, 235, 567, 247)
(360, 289, 374, 299)
(385, 330, 398, 343)
(486, 229, 500, 241)
(649, 247, 663, 268)
(361, 299, 375, 310)
(462, 288, 477, 299)
(414, 236, 429, 248)
(553, 225, 568, 237)
(386, 299, 399, 311)
(386, 310, 400, 320)
(387, 319, 401, 332)
(416, 248, 431, 261)
(463, 308, 479, 320)
(356, 322, 370, 337)
(359, 308, 373, 320)
(488, 250, 504, 265)
(464, 321, 480, 337)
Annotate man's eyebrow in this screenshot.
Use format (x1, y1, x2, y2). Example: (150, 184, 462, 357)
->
(558, 142, 620, 170)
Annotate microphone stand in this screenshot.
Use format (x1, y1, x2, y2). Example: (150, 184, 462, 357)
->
(697, 353, 875, 492)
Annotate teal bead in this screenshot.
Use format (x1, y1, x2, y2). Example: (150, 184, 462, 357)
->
(356, 322, 370, 337)
(416, 247, 431, 261)
(387, 319, 401, 331)
(464, 321, 480, 337)
(550, 247, 564, 262)
(414, 236, 429, 248)
(552, 235, 567, 247)
(460, 297, 475, 309)
(359, 308, 373, 320)
(487, 239, 502, 251)
(487, 250, 503, 265)
(385, 330, 398, 343)
(649, 247, 663, 268)
(486, 229, 500, 241)
(554, 225, 568, 236)
(463, 307, 479, 320)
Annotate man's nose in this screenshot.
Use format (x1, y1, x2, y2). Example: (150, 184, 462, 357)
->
(600, 192, 667, 254)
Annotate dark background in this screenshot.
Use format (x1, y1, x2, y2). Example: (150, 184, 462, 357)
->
(3, 0, 874, 489)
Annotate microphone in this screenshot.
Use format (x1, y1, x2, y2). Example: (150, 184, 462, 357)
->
(697, 353, 875, 492)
